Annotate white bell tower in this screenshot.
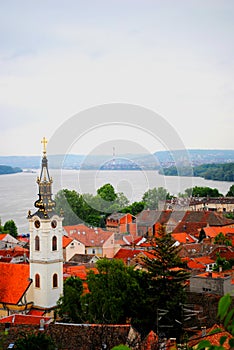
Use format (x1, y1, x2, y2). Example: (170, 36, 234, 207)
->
(28, 137, 64, 310)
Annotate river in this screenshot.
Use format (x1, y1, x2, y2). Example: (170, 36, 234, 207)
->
(0, 169, 232, 233)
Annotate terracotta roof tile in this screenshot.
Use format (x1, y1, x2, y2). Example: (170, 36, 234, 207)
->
(0, 314, 51, 325)
(63, 236, 73, 248)
(63, 225, 113, 246)
(188, 324, 232, 349)
(172, 232, 196, 244)
(114, 248, 143, 264)
(0, 263, 31, 304)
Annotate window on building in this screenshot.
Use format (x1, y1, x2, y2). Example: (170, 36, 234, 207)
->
(35, 235, 40, 251)
(52, 236, 57, 251)
(35, 274, 40, 288)
(92, 249, 96, 254)
(53, 273, 58, 288)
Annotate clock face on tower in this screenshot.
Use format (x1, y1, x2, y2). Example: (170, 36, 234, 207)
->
(51, 220, 57, 229)
(34, 220, 41, 229)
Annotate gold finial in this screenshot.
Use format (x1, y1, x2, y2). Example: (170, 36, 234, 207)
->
(41, 137, 48, 156)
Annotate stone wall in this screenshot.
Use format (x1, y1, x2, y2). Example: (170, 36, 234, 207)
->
(0, 323, 134, 350)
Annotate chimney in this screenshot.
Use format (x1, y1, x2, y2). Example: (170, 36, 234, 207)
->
(201, 326, 206, 337)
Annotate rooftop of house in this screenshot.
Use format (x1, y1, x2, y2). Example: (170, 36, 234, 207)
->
(190, 197, 234, 205)
(0, 262, 31, 304)
(0, 233, 7, 240)
(114, 248, 143, 264)
(203, 226, 234, 238)
(68, 253, 99, 264)
(107, 212, 133, 221)
(173, 211, 234, 236)
(188, 324, 233, 350)
(193, 256, 215, 265)
(63, 224, 114, 247)
(63, 235, 73, 248)
(136, 210, 173, 226)
(171, 232, 197, 244)
(0, 314, 52, 325)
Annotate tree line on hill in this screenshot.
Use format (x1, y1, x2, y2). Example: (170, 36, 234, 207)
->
(0, 165, 22, 175)
(159, 162, 234, 182)
(54, 183, 234, 227)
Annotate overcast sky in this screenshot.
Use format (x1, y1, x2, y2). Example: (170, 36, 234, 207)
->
(0, 0, 234, 156)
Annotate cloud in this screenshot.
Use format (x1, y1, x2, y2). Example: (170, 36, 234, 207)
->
(0, 1, 234, 154)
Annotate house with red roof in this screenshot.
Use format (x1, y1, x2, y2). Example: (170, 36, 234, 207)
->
(172, 211, 234, 238)
(188, 324, 233, 350)
(63, 235, 85, 262)
(171, 232, 197, 245)
(190, 271, 234, 295)
(0, 313, 52, 326)
(0, 262, 33, 316)
(189, 196, 234, 213)
(0, 247, 29, 263)
(136, 210, 173, 236)
(0, 233, 20, 249)
(63, 224, 117, 258)
(106, 212, 137, 235)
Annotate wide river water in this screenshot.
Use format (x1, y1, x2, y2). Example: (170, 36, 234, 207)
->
(0, 169, 232, 233)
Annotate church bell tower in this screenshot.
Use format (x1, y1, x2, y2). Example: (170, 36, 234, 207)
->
(28, 137, 63, 310)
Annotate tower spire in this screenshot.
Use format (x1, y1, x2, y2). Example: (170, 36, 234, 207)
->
(31, 137, 56, 218)
(41, 136, 48, 157)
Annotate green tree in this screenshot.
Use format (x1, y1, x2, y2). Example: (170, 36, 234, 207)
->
(213, 253, 231, 272)
(142, 187, 168, 209)
(214, 232, 232, 246)
(3, 220, 18, 238)
(121, 201, 145, 216)
(82, 258, 147, 326)
(97, 183, 117, 202)
(226, 184, 234, 197)
(57, 276, 84, 323)
(54, 189, 83, 225)
(14, 331, 55, 350)
(143, 226, 190, 337)
(185, 186, 223, 198)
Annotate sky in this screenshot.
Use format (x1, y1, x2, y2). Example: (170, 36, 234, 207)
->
(0, 0, 234, 156)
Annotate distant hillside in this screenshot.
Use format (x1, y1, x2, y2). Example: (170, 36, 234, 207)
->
(154, 149, 234, 166)
(159, 162, 234, 182)
(0, 165, 22, 175)
(0, 149, 233, 170)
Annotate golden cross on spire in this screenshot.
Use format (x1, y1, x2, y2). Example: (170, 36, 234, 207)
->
(41, 137, 48, 156)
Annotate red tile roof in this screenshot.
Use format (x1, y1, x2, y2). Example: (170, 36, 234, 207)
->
(204, 226, 234, 238)
(137, 210, 172, 226)
(63, 236, 73, 248)
(0, 263, 31, 304)
(114, 248, 143, 264)
(194, 256, 215, 265)
(172, 232, 196, 244)
(0, 233, 7, 240)
(63, 264, 98, 281)
(173, 211, 234, 236)
(188, 324, 232, 349)
(0, 314, 51, 325)
(63, 225, 113, 247)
